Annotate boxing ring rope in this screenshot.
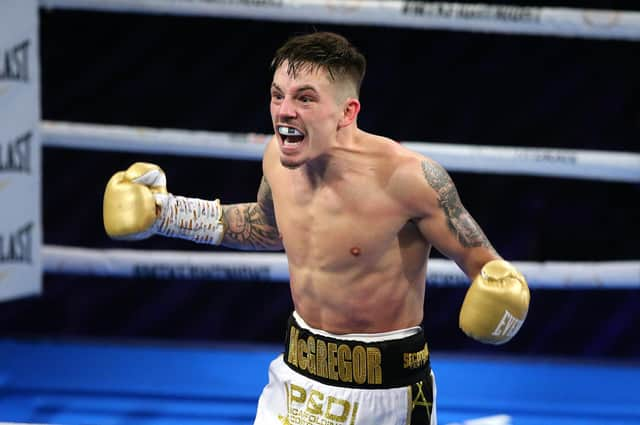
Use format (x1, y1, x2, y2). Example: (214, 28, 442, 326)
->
(35, 1, 640, 290)
(43, 245, 640, 289)
(40, 121, 640, 288)
(39, 0, 640, 42)
(41, 121, 640, 183)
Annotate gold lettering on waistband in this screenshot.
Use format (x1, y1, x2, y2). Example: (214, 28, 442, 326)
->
(403, 343, 430, 369)
(297, 338, 308, 371)
(352, 345, 367, 384)
(316, 339, 328, 378)
(337, 344, 352, 383)
(366, 347, 382, 385)
(286, 325, 388, 385)
(307, 336, 316, 375)
(327, 342, 339, 381)
(287, 326, 299, 366)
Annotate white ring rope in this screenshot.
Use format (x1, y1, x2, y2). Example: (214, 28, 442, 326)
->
(43, 245, 640, 289)
(42, 121, 640, 183)
(39, 0, 640, 42)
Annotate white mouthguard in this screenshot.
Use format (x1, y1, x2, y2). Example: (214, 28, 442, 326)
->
(278, 126, 303, 137)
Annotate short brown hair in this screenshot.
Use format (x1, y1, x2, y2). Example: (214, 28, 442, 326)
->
(271, 32, 366, 96)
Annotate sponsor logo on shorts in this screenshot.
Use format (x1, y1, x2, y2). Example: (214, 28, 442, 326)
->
(410, 380, 432, 419)
(287, 326, 383, 385)
(281, 383, 359, 425)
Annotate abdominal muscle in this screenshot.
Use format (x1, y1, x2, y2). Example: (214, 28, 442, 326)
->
(284, 222, 429, 335)
(290, 268, 425, 335)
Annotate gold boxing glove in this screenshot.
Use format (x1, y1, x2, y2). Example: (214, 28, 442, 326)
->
(103, 162, 167, 240)
(459, 260, 530, 345)
(104, 162, 225, 244)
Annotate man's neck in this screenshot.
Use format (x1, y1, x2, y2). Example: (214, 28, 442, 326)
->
(303, 127, 361, 185)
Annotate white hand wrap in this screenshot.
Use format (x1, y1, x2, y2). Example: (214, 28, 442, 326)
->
(153, 193, 225, 245)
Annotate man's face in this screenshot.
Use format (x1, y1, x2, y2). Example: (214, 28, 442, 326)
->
(270, 62, 346, 169)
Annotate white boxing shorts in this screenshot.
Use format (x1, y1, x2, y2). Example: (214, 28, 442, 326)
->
(254, 312, 437, 425)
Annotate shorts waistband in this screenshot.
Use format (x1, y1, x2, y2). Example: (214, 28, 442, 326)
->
(293, 310, 421, 342)
(284, 314, 430, 389)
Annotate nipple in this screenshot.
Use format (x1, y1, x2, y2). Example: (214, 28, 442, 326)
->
(350, 247, 361, 256)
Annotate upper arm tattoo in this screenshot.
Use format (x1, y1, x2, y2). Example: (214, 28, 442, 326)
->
(221, 176, 281, 251)
(421, 160, 494, 250)
(257, 176, 278, 229)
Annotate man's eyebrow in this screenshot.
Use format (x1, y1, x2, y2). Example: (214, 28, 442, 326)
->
(295, 85, 319, 94)
(270, 83, 319, 94)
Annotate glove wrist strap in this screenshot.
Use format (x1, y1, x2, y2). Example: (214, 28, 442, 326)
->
(153, 194, 225, 245)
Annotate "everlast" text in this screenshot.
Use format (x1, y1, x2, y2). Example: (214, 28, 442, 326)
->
(0, 132, 31, 173)
(0, 222, 33, 264)
(491, 310, 524, 338)
(0, 40, 30, 82)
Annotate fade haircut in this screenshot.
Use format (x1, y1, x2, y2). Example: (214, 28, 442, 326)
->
(271, 32, 366, 97)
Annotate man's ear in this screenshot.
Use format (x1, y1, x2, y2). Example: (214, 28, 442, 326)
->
(338, 98, 361, 129)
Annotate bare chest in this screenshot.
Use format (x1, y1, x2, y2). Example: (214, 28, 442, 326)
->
(271, 176, 408, 269)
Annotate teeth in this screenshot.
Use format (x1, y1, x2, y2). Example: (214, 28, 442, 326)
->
(278, 126, 303, 137)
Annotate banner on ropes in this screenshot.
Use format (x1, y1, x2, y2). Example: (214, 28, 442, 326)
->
(39, 0, 640, 41)
(0, 0, 42, 302)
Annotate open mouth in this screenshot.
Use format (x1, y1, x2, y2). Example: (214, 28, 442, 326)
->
(277, 125, 305, 145)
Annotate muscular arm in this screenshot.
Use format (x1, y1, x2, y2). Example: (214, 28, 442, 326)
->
(220, 176, 283, 251)
(420, 160, 495, 250)
(409, 158, 500, 278)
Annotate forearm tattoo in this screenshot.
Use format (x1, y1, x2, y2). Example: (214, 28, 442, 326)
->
(421, 160, 495, 250)
(221, 177, 281, 251)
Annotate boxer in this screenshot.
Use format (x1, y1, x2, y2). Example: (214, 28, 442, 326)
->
(103, 32, 530, 425)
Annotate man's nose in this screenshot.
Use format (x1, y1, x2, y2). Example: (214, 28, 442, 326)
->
(278, 96, 297, 119)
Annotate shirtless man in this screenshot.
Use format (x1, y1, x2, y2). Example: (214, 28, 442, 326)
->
(103, 32, 530, 425)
